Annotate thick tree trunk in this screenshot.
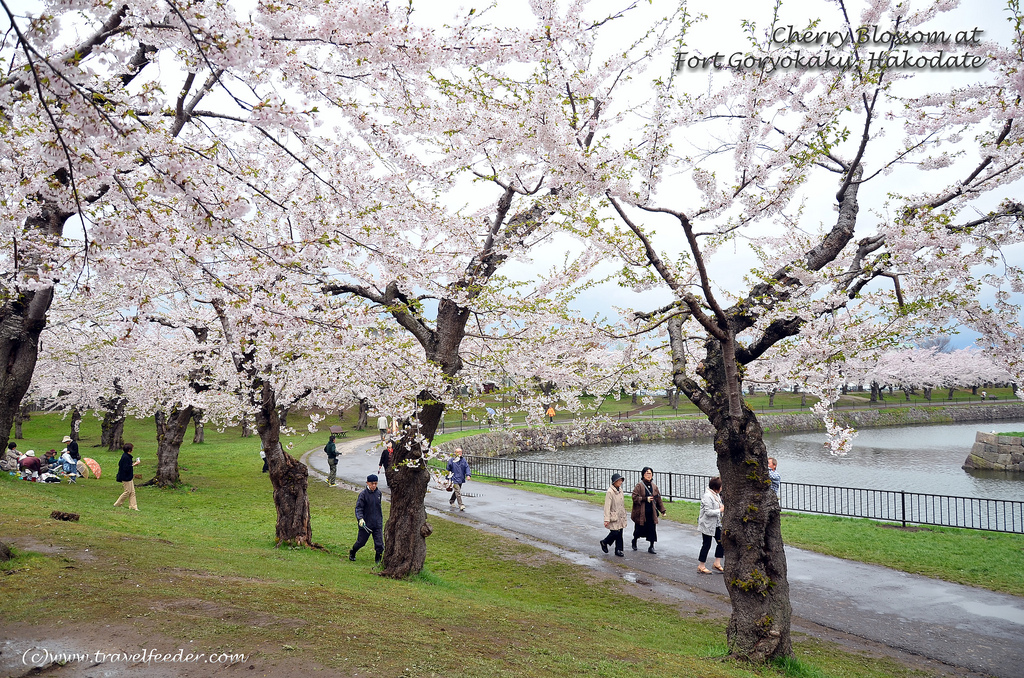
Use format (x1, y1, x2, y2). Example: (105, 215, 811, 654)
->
(715, 410, 792, 662)
(192, 409, 205, 443)
(100, 387, 127, 451)
(148, 406, 193, 487)
(100, 408, 126, 450)
(923, 387, 932, 401)
(381, 393, 437, 578)
(0, 207, 66, 453)
(768, 390, 775, 407)
(357, 398, 369, 430)
(948, 386, 956, 400)
(0, 292, 50, 448)
(255, 381, 313, 547)
(672, 328, 791, 663)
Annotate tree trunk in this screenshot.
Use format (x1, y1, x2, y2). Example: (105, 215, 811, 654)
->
(768, 390, 775, 407)
(948, 386, 956, 400)
(381, 393, 436, 578)
(870, 382, 881, 402)
(100, 407, 126, 451)
(241, 412, 254, 438)
(192, 409, 205, 443)
(972, 385, 978, 395)
(13, 403, 29, 439)
(902, 388, 912, 402)
(689, 339, 792, 662)
(357, 398, 369, 430)
(254, 381, 314, 547)
(278, 406, 289, 429)
(100, 385, 127, 451)
(148, 406, 193, 487)
(923, 387, 932, 401)
(0, 207, 67, 453)
(70, 408, 82, 441)
(799, 392, 806, 407)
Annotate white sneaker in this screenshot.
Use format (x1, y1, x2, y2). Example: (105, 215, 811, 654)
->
(459, 505, 465, 511)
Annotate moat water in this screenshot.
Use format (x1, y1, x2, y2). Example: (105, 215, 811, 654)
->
(512, 420, 1024, 500)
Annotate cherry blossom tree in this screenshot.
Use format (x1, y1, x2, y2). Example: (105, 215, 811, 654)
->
(588, 0, 1024, 662)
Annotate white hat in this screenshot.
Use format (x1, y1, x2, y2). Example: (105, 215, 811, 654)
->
(62, 435, 73, 443)
(25, 450, 35, 457)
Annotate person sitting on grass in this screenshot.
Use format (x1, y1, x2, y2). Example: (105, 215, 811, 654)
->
(0, 441, 19, 472)
(18, 450, 42, 479)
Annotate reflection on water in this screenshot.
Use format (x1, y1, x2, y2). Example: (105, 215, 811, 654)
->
(513, 421, 1024, 501)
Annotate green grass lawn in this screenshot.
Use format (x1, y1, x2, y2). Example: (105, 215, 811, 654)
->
(0, 412, 963, 678)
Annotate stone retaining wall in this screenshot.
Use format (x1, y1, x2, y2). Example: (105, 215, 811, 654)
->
(962, 432, 1024, 472)
(438, 403, 1024, 458)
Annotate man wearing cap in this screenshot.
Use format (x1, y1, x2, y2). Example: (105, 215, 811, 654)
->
(349, 474, 385, 565)
(600, 473, 628, 557)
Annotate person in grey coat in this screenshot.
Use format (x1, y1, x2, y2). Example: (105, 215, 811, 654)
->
(599, 473, 628, 556)
(349, 474, 384, 564)
(697, 476, 724, 574)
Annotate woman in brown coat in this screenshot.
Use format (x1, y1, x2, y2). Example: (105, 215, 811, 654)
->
(631, 466, 667, 553)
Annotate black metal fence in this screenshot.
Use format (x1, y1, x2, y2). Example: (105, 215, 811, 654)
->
(465, 455, 1024, 534)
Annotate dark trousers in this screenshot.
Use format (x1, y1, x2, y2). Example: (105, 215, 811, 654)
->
(352, 525, 384, 561)
(699, 527, 723, 562)
(601, 528, 624, 552)
(327, 456, 337, 484)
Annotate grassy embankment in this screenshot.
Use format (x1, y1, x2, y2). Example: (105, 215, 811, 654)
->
(434, 386, 1019, 431)
(0, 412, 968, 678)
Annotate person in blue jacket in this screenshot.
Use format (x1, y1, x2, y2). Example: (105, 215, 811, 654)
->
(349, 474, 384, 564)
(446, 448, 471, 511)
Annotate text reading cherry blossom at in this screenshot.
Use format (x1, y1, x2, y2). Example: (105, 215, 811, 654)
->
(675, 24, 988, 72)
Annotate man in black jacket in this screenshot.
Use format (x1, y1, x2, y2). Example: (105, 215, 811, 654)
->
(349, 474, 384, 564)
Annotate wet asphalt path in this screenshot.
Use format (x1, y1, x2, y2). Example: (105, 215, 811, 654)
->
(308, 439, 1024, 678)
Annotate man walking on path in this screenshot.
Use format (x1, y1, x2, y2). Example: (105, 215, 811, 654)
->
(446, 448, 471, 511)
(377, 414, 389, 442)
(324, 435, 338, 486)
(349, 474, 384, 564)
(768, 457, 780, 495)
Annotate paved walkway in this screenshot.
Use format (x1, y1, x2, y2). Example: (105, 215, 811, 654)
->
(308, 438, 1024, 678)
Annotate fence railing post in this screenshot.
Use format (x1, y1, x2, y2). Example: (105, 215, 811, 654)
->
(512, 458, 517, 484)
(901, 490, 906, 528)
(583, 466, 588, 494)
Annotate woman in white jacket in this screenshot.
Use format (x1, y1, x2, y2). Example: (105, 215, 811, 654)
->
(599, 473, 628, 557)
(697, 476, 724, 574)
